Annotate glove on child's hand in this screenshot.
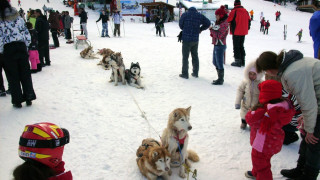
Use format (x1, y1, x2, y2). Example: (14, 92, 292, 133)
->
(213, 25, 220, 31)
(235, 104, 240, 109)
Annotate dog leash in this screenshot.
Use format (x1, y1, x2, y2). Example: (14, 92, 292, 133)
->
(126, 88, 161, 139)
(177, 140, 197, 180)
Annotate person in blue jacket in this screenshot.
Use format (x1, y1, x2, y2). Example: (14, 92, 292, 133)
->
(179, 7, 210, 79)
(309, 11, 320, 59)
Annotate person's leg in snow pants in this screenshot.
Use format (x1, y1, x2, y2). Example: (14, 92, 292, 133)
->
(251, 148, 273, 180)
(3, 42, 36, 105)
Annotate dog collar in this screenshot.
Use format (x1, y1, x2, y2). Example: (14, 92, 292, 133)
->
(174, 134, 187, 145)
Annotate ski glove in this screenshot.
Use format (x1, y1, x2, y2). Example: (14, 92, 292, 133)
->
(177, 31, 182, 43)
(235, 104, 240, 109)
(213, 25, 220, 31)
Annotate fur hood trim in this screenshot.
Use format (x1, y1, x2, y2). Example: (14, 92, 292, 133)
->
(243, 61, 264, 82)
(0, 7, 19, 22)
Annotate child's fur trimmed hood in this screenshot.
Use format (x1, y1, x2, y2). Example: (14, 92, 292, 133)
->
(244, 61, 264, 82)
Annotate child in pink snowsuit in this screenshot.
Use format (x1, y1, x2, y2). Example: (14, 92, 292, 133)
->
(26, 22, 40, 73)
(245, 80, 295, 180)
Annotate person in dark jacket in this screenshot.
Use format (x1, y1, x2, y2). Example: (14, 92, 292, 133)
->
(79, 8, 88, 38)
(178, 7, 210, 79)
(227, 0, 251, 67)
(48, 10, 60, 47)
(64, 11, 73, 43)
(155, 16, 164, 37)
(0, 1, 36, 108)
(309, 11, 320, 59)
(96, 10, 109, 37)
(35, 9, 50, 68)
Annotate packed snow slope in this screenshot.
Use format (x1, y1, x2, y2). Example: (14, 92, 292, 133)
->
(0, 0, 316, 179)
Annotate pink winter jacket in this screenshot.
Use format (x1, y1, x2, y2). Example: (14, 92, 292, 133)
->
(245, 100, 295, 155)
(210, 17, 229, 46)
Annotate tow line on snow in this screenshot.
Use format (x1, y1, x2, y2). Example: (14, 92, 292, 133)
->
(126, 88, 161, 139)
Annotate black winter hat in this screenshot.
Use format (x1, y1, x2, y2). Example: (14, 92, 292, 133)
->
(234, 0, 241, 6)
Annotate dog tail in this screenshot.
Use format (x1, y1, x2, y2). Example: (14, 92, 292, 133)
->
(187, 150, 199, 162)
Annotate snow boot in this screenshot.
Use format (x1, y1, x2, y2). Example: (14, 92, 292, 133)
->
(0, 89, 6, 97)
(241, 119, 247, 129)
(191, 72, 198, 78)
(280, 156, 305, 179)
(245, 171, 255, 179)
(283, 131, 299, 145)
(179, 74, 188, 79)
(231, 59, 241, 67)
(241, 58, 246, 67)
(212, 69, 224, 85)
(294, 166, 319, 180)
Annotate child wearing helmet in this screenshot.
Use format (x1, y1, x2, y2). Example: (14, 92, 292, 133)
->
(13, 122, 72, 180)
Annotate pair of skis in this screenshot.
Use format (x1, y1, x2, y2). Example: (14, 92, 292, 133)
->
(284, 24, 287, 40)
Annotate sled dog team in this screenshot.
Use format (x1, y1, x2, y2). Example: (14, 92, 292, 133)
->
(80, 46, 144, 89)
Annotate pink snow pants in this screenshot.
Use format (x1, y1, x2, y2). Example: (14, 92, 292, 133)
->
(28, 50, 40, 70)
(251, 148, 274, 180)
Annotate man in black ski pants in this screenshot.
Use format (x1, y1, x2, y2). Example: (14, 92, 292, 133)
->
(35, 9, 50, 68)
(178, 7, 210, 79)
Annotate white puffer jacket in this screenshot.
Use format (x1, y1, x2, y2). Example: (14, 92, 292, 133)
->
(235, 61, 264, 119)
(0, 7, 31, 53)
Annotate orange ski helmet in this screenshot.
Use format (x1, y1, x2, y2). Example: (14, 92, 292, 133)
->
(18, 122, 70, 168)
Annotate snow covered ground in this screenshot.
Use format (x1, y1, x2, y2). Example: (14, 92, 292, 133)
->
(0, 0, 316, 179)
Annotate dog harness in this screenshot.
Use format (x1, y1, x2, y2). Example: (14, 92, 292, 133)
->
(174, 134, 187, 152)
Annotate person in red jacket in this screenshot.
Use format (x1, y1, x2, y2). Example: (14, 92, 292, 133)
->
(260, 17, 265, 32)
(227, 0, 251, 67)
(264, 20, 270, 35)
(13, 122, 72, 180)
(244, 80, 295, 180)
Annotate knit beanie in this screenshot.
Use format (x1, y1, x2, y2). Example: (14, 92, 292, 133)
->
(234, 0, 241, 6)
(258, 80, 282, 104)
(215, 5, 227, 16)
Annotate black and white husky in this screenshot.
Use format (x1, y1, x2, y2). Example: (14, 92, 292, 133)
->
(125, 62, 144, 89)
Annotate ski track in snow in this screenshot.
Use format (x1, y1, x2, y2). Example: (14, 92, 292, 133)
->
(0, 0, 317, 179)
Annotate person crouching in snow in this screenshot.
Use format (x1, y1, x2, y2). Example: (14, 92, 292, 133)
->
(13, 122, 72, 180)
(26, 22, 40, 73)
(210, 5, 229, 85)
(244, 80, 295, 180)
(235, 61, 263, 129)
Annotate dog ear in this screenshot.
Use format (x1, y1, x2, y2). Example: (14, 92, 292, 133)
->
(186, 106, 191, 114)
(152, 151, 158, 159)
(131, 62, 133, 66)
(136, 62, 139, 65)
(174, 112, 178, 118)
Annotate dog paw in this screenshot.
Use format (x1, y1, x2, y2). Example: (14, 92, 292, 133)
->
(179, 171, 186, 178)
(122, 82, 126, 85)
(114, 84, 118, 86)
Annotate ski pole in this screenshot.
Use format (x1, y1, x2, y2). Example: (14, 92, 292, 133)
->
(96, 22, 100, 36)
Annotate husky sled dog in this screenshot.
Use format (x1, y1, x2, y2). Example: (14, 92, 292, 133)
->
(97, 48, 114, 70)
(125, 62, 143, 89)
(80, 46, 99, 59)
(108, 52, 126, 86)
(98, 48, 114, 56)
(136, 138, 171, 180)
(161, 106, 199, 178)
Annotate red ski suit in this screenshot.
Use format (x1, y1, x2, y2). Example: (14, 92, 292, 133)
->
(245, 101, 295, 180)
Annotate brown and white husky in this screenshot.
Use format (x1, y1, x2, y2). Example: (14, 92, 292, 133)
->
(136, 138, 171, 180)
(161, 107, 200, 178)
